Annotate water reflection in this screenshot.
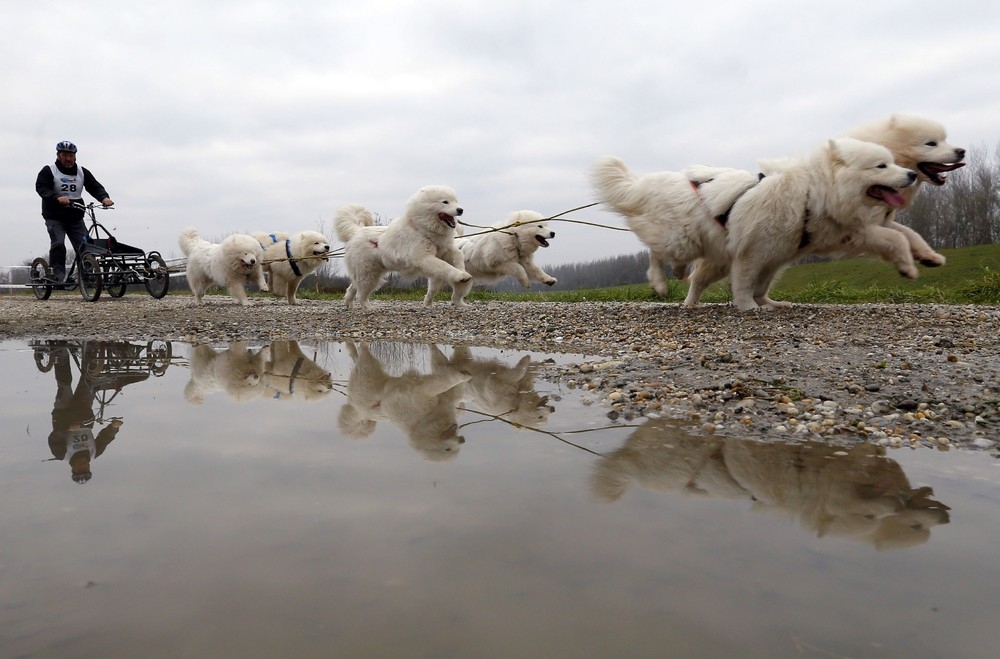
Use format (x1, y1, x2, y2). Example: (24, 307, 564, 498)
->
(263, 340, 335, 402)
(22, 339, 956, 550)
(592, 418, 952, 550)
(184, 342, 271, 403)
(339, 342, 472, 461)
(451, 345, 555, 428)
(30, 339, 173, 483)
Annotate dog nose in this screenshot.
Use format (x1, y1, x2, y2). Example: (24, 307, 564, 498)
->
(907, 170, 917, 183)
(956, 147, 966, 159)
(550, 231, 556, 238)
(456, 207, 464, 216)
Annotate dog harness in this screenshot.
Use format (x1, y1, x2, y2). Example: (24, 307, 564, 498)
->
(285, 240, 303, 277)
(272, 357, 304, 399)
(689, 172, 766, 229)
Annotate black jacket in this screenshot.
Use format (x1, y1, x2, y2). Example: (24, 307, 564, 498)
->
(36, 162, 111, 223)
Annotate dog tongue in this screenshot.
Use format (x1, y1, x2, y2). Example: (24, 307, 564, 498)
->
(868, 185, 906, 208)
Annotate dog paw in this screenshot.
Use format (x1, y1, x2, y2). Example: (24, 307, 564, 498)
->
(544, 277, 557, 286)
(918, 253, 946, 267)
(899, 265, 919, 280)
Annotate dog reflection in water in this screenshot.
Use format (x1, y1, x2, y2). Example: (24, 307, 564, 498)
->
(184, 341, 334, 404)
(262, 341, 334, 402)
(591, 419, 950, 551)
(338, 343, 471, 462)
(450, 346, 554, 429)
(184, 342, 271, 404)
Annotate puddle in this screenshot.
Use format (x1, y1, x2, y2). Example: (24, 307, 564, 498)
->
(1, 338, 998, 658)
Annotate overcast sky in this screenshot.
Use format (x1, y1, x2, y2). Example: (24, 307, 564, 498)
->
(3, 0, 998, 270)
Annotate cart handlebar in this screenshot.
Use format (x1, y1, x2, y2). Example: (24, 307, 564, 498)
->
(71, 201, 114, 212)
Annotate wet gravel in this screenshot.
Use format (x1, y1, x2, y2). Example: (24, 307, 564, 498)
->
(2, 294, 998, 454)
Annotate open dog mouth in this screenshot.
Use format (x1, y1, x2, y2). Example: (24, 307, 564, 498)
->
(535, 235, 550, 248)
(919, 161, 965, 186)
(241, 260, 256, 269)
(866, 185, 907, 208)
(438, 212, 457, 228)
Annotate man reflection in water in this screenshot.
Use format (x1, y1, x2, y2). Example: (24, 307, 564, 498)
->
(46, 347, 123, 483)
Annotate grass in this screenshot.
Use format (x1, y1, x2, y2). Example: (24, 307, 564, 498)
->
(413, 243, 1000, 305)
(29, 244, 999, 305)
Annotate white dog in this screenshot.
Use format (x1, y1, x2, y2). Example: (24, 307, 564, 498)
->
(716, 137, 918, 310)
(592, 157, 761, 298)
(840, 114, 965, 266)
(179, 227, 268, 305)
(334, 185, 471, 309)
(252, 230, 332, 305)
(426, 210, 558, 305)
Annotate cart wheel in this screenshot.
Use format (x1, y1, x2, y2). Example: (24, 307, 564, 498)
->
(83, 341, 105, 378)
(103, 260, 127, 297)
(144, 253, 170, 299)
(34, 349, 54, 373)
(30, 258, 53, 301)
(79, 254, 103, 302)
(147, 340, 173, 375)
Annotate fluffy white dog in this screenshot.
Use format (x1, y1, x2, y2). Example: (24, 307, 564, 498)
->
(252, 230, 331, 305)
(592, 157, 761, 298)
(713, 137, 918, 310)
(179, 227, 268, 305)
(334, 185, 471, 309)
(426, 210, 558, 305)
(840, 114, 965, 267)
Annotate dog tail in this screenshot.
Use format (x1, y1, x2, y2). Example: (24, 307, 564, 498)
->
(335, 204, 375, 243)
(591, 156, 644, 215)
(178, 227, 203, 256)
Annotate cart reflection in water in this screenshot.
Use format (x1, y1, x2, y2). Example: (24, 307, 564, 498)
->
(31, 339, 173, 483)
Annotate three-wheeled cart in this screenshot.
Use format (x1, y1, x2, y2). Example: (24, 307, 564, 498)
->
(30, 202, 170, 302)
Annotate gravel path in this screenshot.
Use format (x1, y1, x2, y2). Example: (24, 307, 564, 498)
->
(2, 294, 998, 453)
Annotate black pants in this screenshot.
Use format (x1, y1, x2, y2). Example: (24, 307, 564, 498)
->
(45, 217, 88, 280)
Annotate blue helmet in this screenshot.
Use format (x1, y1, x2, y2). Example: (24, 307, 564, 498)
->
(56, 140, 77, 153)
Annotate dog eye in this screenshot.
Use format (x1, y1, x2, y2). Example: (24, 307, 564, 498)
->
(877, 163, 887, 169)
(441, 200, 450, 205)
(925, 141, 938, 147)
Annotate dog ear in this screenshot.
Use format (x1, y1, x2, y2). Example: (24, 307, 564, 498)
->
(827, 139, 848, 168)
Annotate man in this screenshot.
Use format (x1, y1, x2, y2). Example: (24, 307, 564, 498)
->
(35, 141, 114, 282)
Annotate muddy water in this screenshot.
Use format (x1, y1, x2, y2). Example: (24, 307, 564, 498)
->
(1, 339, 998, 658)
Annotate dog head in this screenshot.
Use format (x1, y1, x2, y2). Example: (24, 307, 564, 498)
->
(408, 185, 463, 231)
(827, 138, 917, 210)
(847, 114, 965, 187)
(506, 210, 555, 253)
(223, 234, 264, 271)
(291, 230, 333, 260)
